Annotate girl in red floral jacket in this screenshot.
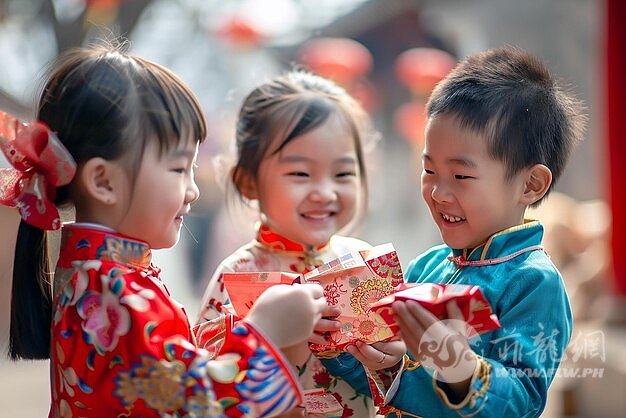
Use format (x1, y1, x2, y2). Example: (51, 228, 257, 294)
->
(1, 44, 327, 417)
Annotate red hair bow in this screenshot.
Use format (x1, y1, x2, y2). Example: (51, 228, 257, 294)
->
(0, 112, 76, 230)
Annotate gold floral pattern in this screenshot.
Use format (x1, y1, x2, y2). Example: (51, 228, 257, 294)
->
(116, 357, 187, 412)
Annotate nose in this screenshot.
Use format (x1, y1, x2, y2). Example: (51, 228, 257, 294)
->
(430, 182, 452, 204)
(185, 174, 200, 205)
(308, 180, 337, 203)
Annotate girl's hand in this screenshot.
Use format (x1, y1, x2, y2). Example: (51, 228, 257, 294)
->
(345, 340, 407, 371)
(393, 300, 477, 395)
(308, 305, 342, 346)
(245, 283, 326, 348)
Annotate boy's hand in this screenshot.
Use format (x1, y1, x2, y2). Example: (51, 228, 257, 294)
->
(345, 340, 406, 371)
(245, 283, 326, 348)
(308, 305, 342, 345)
(393, 299, 477, 393)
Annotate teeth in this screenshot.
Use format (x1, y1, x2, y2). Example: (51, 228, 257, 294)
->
(442, 213, 464, 223)
(304, 213, 331, 219)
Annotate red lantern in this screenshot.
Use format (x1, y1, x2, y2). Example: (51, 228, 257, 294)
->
(216, 15, 264, 48)
(395, 48, 456, 96)
(298, 38, 373, 85)
(86, 0, 122, 7)
(84, 0, 122, 26)
(348, 80, 378, 113)
(393, 101, 428, 146)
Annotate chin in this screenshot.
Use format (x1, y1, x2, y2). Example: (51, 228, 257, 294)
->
(152, 236, 180, 250)
(306, 232, 334, 247)
(440, 235, 464, 250)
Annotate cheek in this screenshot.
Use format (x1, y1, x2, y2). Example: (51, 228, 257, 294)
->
(420, 178, 431, 199)
(340, 182, 359, 201)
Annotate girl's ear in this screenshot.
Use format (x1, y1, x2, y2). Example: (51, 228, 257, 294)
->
(78, 157, 124, 205)
(232, 168, 258, 200)
(520, 164, 552, 206)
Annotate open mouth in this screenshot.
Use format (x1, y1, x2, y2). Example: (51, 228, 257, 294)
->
(441, 212, 466, 223)
(301, 212, 336, 220)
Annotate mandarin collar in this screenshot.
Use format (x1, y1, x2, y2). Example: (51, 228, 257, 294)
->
(255, 223, 329, 255)
(58, 223, 152, 269)
(449, 220, 544, 265)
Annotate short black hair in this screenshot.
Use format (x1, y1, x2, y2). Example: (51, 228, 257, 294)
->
(427, 46, 586, 205)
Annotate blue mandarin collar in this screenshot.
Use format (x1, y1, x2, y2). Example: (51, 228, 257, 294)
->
(451, 220, 544, 263)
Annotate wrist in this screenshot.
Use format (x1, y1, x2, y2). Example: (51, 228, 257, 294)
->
(438, 349, 477, 384)
(242, 316, 285, 347)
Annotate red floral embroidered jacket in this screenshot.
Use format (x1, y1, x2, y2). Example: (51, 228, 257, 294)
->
(50, 224, 302, 417)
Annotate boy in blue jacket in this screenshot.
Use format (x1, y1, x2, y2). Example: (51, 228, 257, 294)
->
(321, 46, 586, 417)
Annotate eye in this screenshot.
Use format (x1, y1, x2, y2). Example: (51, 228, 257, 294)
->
(171, 168, 186, 174)
(455, 174, 473, 180)
(336, 171, 356, 178)
(287, 171, 309, 177)
(424, 169, 435, 174)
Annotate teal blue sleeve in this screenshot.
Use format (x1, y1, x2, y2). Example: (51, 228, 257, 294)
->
(450, 259, 572, 417)
(319, 353, 372, 397)
(388, 255, 572, 418)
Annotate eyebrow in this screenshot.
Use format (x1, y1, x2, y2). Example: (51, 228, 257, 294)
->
(279, 154, 357, 164)
(422, 153, 477, 169)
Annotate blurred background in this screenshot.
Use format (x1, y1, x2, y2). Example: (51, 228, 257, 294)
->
(0, 0, 624, 416)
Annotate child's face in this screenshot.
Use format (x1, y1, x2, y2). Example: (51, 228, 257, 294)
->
(421, 113, 528, 249)
(116, 138, 199, 249)
(254, 113, 361, 247)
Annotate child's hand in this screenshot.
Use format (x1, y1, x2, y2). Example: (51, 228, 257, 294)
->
(392, 299, 477, 391)
(308, 305, 342, 346)
(345, 340, 407, 371)
(245, 283, 326, 348)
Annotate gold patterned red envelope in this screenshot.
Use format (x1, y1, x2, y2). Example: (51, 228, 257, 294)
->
(222, 272, 300, 316)
(302, 243, 404, 351)
(369, 283, 501, 335)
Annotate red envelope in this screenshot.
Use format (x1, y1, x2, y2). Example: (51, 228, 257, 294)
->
(303, 243, 404, 351)
(222, 271, 300, 316)
(370, 283, 501, 335)
(303, 389, 343, 416)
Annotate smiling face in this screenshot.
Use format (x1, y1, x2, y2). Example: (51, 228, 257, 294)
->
(421, 113, 529, 249)
(115, 138, 200, 249)
(252, 113, 361, 247)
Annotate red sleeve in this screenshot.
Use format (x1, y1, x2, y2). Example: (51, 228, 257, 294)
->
(51, 260, 302, 417)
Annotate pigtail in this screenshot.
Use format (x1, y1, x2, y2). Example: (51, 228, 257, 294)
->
(9, 220, 52, 360)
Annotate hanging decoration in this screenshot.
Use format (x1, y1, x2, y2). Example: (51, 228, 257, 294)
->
(298, 37, 373, 85)
(393, 101, 427, 147)
(394, 47, 456, 96)
(216, 14, 265, 49)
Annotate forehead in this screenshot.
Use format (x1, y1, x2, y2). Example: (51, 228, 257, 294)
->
(274, 112, 357, 159)
(144, 135, 199, 160)
(424, 113, 490, 159)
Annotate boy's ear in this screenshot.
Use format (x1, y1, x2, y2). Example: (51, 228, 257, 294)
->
(78, 157, 123, 205)
(232, 168, 258, 200)
(520, 164, 552, 206)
